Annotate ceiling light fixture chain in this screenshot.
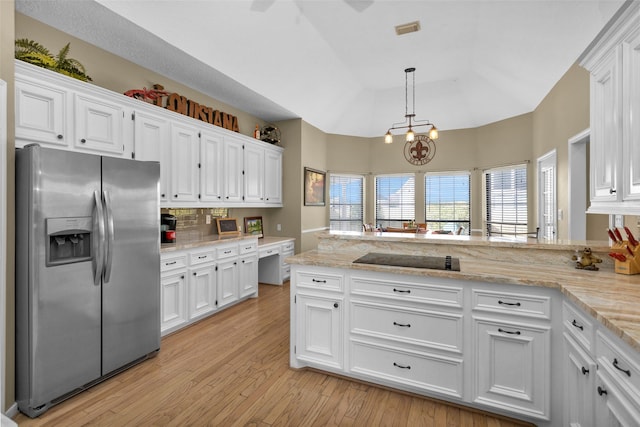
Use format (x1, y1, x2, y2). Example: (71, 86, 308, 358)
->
(384, 67, 438, 145)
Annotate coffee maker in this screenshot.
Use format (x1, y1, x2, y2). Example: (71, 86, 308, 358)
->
(161, 213, 177, 243)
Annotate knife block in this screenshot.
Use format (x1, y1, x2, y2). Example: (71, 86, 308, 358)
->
(611, 241, 640, 275)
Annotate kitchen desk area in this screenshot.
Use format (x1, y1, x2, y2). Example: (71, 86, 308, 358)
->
(286, 230, 640, 427)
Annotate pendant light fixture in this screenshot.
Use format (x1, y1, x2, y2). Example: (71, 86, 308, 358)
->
(384, 67, 438, 144)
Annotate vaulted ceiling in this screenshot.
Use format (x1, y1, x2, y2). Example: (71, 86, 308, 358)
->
(16, 0, 625, 137)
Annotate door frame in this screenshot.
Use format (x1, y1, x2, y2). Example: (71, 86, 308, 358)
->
(537, 149, 557, 239)
(568, 129, 590, 240)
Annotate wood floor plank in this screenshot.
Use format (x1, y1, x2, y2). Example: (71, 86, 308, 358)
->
(13, 282, 534, 427)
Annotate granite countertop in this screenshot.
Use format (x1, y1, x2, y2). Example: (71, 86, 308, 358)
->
(161, 234, 295, 253)
(285, 249, 640, 353)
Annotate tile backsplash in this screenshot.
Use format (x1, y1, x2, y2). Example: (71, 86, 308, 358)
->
(161, 208, 229, 237)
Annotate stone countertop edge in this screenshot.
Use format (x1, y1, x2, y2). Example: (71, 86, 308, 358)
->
(161, 235, 294, 253)
(285, 249, 640, 353)
(319, 230, 611, 252)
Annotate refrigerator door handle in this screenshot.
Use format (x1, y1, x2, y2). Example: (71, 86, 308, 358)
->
(93, 190, 106, 286)
(103, 190, 115, 283)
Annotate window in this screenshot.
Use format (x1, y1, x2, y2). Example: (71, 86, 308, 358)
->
(329, 174, 364, 231)
(485, 164, 528, 236)
(425, 172, 470, 234)
(375, 174, 415, 228)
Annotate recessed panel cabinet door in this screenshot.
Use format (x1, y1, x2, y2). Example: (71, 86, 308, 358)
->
(200, 130, 224, 202)
(170, 122, 199, 202)
(264, 148, 282, 205)
(224, 137, 244, 203)
(15, 77, 69, 147)
(473, 317, 551, 421)
(217, 259, 239, 308)
(623, 29, 640, 201)
(239, 254, 258, 298)
(74, 93, 126, 155)
(188, 264, 217, 320)
(244, 144, 264, 203)
(295, 293, 343, 370)
(564, 334, 596, 427)
(161, 271, 187, 334)
(590, 48, 622, 203)
(134, 111, 170, 202)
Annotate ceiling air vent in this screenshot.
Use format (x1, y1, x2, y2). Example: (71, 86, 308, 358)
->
(395, 21, 421, 36)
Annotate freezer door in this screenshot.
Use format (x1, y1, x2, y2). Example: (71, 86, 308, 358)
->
(15, 146, 102, 412)
(101, 156, 160, 374)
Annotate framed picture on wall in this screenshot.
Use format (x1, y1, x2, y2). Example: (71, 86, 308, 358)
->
(244, 216, 264, 238)
(304, 167, 326, 206)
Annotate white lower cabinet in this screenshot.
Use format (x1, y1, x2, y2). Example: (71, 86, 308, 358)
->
(161, 238, 258, 335)
(595, 368, 640, 427)
(295, 292, 344, 369)
(472, 317, 550, 420)
(565, 333, 596, 427)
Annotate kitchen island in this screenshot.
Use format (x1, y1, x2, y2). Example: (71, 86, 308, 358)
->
(286, 231, 640, 426)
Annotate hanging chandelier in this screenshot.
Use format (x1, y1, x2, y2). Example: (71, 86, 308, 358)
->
(384, 67, 438, 144)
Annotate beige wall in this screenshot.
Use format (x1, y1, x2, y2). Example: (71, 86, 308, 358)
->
(2, 0, 15, 412)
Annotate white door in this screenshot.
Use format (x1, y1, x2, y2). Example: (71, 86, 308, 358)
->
(161, 271, 187, 334)
(568, 130, 589, 240)
(538, 150, 557, 240)
(224, 136, 244, 203)
(170, 122, 200, 203)
(74, 93, 126, 155)
(264, 148, 283, 204)
(239, 254, 258, 298)
(295, 293, 343, 369)
(243, 143, 264, 203)
(622, 29, 640, 201)
(564, 334, 596, 427)
(188, 264, 217, 319)
(134, 110, 170, 202)
(200, 130, 224, 202)
(217, 259, 239, 308)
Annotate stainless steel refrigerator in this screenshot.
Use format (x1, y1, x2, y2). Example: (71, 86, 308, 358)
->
(15, 144, 161, 417)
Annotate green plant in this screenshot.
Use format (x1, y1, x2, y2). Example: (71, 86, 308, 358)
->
(15, 38, 92, 82)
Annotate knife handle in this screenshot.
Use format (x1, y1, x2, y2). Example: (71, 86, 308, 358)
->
(614, 228, 624, 242)
(608, 229, 618, 242)
(624, 226, 638, 247)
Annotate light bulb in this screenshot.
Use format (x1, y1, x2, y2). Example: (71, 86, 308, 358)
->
(384, 131, 393, 144)
(429, 126, 439, 140)
(406, 128, 415, 142)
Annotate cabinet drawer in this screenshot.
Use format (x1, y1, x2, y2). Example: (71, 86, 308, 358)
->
(281, 241, 295, 252)
(189, 250, 215, 266)
(259, 245, 280, 259)
(472, 289, 551, 320)
(597, 330, 640, 400)
(351, 300, 463, 354)
(282, 265, 291, 279)
(350, 339, 463, 399)
(351, 275, 463, 308)
(216, 244, 239, 259)
(563, 301, 594, 352)
(296, 270, 343, 292)
(161, 254, 187, 272)
(239, 240, 258, 254)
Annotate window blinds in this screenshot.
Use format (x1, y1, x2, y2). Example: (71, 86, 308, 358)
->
(485, 165, 528, 235)
(425, 172, 470, 233)
(375, 174, 415, 228)
(329, 174, 364, 231)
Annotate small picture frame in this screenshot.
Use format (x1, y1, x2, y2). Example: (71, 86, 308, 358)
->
(244, 216, 264, 238)
(304, 167, 326, 206)
(216, 218, 240, 236)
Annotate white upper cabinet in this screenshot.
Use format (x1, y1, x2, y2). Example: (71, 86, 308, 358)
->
(199, 130, 224, 203)
(74, 93, 126, 155)
(133, 110, 171, 202)
(15, 75, 70, 147)
(244, 143, 265, 203)
(580, 2, 640, 214)
(224, 135, 244, 204)
(170, 122, 200, 203)
(264, 146, 283, 205)
(14, 59, 284, 208)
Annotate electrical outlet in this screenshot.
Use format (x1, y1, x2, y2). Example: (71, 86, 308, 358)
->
(206, 215, 211, 224)
(277, 224, 282, 231)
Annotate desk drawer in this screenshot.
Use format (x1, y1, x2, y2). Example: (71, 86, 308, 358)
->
(259, 245, 280, 259)
(281, 241, 295, 252)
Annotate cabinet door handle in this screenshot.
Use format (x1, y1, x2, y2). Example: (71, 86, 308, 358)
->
(80, 138, 86, 143)
(165, 261, 177, 266)
(498, 328, 521, 335)
(393, 322, 411, 328)
(161, 193, 166, 198)
(581, 366, 589, 375)
(613, 358, 631, 377)
(224, 250, 232, 254)
(393, 362, 411, 370)
(198, 255, 207, 259)
(57, 134, 63, 139)
(571, 319, 584, 331)
(180, 275, 185, 279)
(333, 302, 339, 308)
(610, 188, 617, 194)
(597, 386, 608, 396)
(193, 272, 196, 276)
(393, 288, 411, 294)
(312, 278, 326, 283)
(174, 194, 178, 198)
(498, 300, 521, 307)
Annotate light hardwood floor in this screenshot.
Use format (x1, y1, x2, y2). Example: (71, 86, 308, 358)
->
(14, 282, 533, 426)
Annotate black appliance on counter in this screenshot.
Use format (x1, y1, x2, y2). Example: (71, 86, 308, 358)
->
(161, 214, 177, 243)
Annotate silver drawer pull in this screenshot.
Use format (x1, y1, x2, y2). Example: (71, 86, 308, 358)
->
(312, 278, 326, 283)
(393, 322, 411, 328)
(613, 358, 631, 377)
(245, 246, 252, 250)
(393, 362, 411, 369)
(165, 261, 177, 266)
(198, 255, 207, 259)
(571, 319, 584, 331)
(224, 250, 232, 254)
(393, 288, 411, 294)
(498, 300, 521, 307)
(498, 328, 521, 335)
